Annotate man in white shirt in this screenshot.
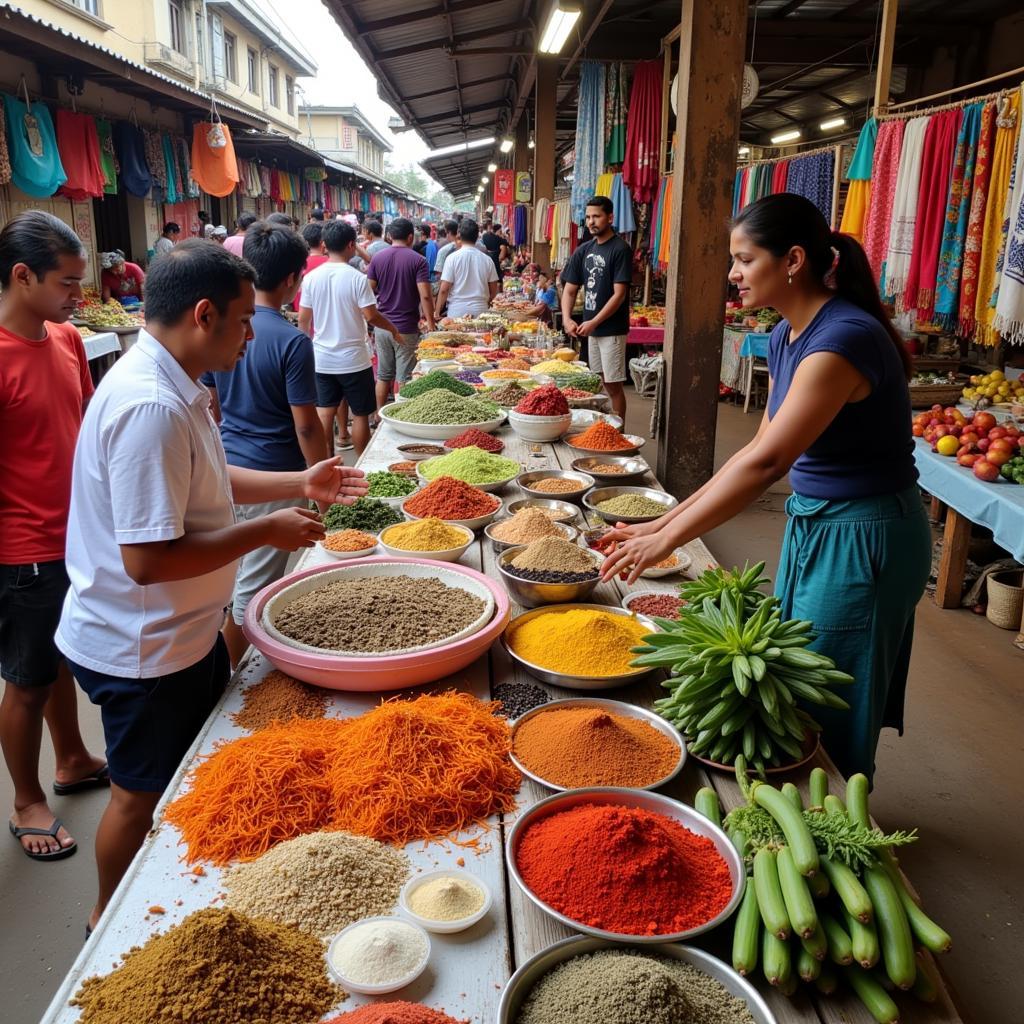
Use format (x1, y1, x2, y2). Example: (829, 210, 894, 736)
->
(56, 239, 366, 932)
(432, 219, 459, 292)
(154, 222, 179, 257)
(436, 219, 499, 319)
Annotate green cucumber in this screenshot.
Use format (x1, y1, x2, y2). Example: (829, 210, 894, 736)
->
(911, 952, 940, 1003)
(814, 962, 838, 995)
(819, 910, 854, 965)
(695, 788, 721, 827)
(752, 783, 819, 877)
(753, 849, 791, 939)
(809, 767, 829, 809)
(762, 927, 792, 986)
(820, 856, 873, 923)
(781, 782, 803, 812)
(808, 870, 831, 900)
(883, 863, 952, 954)
(844, 965, 901, 1024)
(863, 864, 916, 990)
(800, 920, 828, 961)
(845, 773, 871, 828)
(731, 882, 760, 976)
(797, 942, 821, 982)
(777, 846, 818, 939)
(843, 907, 880, 968)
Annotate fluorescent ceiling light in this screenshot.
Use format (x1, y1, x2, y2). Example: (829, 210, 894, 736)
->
(820, 117, 846, 131)
(771, 129, 801, 145)
(499, 137, 514, 153)
(481, 176, 489, 183)
(738, 146, 750, 156)
(539, 2, 581, 55)
(487, 162, 497, 172)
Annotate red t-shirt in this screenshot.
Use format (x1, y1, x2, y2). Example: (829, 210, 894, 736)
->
(101, 262, 144, 299)
(0, 322, 94, 563)
(293, 253, 329, 312)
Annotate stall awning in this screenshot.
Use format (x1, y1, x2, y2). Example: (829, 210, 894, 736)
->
(233, 132, 326, 167)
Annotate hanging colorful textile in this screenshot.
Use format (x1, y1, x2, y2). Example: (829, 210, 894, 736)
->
(786, 150, 835, 222)
(933, 103, 983, 330)
(535, 197, 550, 242)
(2, 91, 66, 198)
(903, 108, 963, 318)
(143, 130, 167, 192)
(162, 134, 182, 203)
(605, 63, 628, 165)
(549, 201, 559, 265)
(55, 109, 104, 201)
(771, 160, 789, 195)
(732, 170, 743, 217)
(839, 118, 877, 242)
(0, 103, 11, 186)
(95, 119, 118, 195)
(883, 116, 928, 300)
(610, 173, 636, 233)
(623, 59, 663, 204)
(570, 62, 606, 227)
(191, 119, 239, 198)
(994, 87, 1024, 343)
(113, 120, 153, 198)
(513, 204, 528, 245)
(657, 175, 673, 270)
(862, 119, 905, 280)
(958, 103, 997, 336)
(975, 90, 1020, 344)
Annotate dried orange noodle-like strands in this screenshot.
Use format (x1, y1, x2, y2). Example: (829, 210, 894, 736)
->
(164, 691, 520, 865)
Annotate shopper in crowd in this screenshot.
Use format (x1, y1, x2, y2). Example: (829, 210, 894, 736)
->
(412, 224, 429, 257)
(367, 217, 434, 409)
(364, 220, 388, 258)
(223, 212, 258, 257)
(267, 212, 294, 228)
(601, 192, 929, 781)
(56, 239, 366, 930)
(309, 206, 325, 222)
(421, 224, 438, 277)
(154, 222, 180, 257)
(202, 224, 328, 667)
(527, 270, 557, 325)
(0, 212, 107, 862)
(100, 250, 145, 304)
(211, 226, 228, 245)
(299, 220, 401, 456)
(436, 219, 499, 319)
(560, 195, 632, 419)
(480, 222, 507, 283)
(433, 219, 459, 289)
(197, 210, 211, 236)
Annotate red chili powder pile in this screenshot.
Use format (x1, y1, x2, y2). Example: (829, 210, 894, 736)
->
(516, 802, 733, 935)
(324, 1003, 467, 1024)
(515, 384, 570, 416)
(444, 428, 505, 453)
(404, 476, 500, 520)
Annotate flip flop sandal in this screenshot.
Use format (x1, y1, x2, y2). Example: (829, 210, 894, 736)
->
(53, 763, 110, 795)
(9, 818, 78, 861)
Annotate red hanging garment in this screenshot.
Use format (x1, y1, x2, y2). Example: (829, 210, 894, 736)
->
(622, 59, 663, 205)
(55, 109, 105, 200)
(771, 160, 789, 194)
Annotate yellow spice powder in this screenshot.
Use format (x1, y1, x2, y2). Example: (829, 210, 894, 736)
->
(408, 875, 486, 922)
(382, 517, 468, 552)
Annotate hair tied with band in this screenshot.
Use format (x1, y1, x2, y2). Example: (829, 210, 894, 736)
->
(824, 245, 840, 290)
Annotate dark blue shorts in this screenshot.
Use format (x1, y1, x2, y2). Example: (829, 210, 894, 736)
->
(0, 559, 68, 688)
(68, 637, 229, 793)
(315, 368, 377, 416)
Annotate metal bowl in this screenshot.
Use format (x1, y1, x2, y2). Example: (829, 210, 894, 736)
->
(502, 603, 659, 689)
(510, 697, 686, 791)
(516, 469, 595, 503)
(563, 432, 645, 457)
(569, 409, 624, 432)
(497, 547, 602, 608)
(506, 787, 746, 943)
(396, 443, 447, 462)
(506, 497, 579, 523)
(583, 485, 678, 525)
(497, 936, 776, 1024)
(570, 455, 651, 484)
(484, 518, 577, 554)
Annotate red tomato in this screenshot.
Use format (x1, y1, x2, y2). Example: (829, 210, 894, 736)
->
(977, 438, 991, 452)
(988, 438, 1015, 453)
(988, 427, 1007, 441)
(960, 431, 980, 446)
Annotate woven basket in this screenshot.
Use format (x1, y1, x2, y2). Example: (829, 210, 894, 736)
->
(908, 383, 966, 408)
(987, 569, 1024, 630)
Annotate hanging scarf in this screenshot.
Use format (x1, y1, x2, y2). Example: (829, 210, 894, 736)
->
(958, 103, 996, 335)
(976, 91, 1020, 345)
(0, 102, 11, 186)
(622, 59, 663, 204)
(162, 134, 181, 203)
(732, 170, 743, 217)
(609, 173, 636, 233)
(786, 151, 834, 222)
(94, 118, 117, 195)
(883, 116, 928, 300)
(848, 118, 878, 181)
(570, 62, 606, 226)
(144, 130, 167, 191)
(839, 118, 878, 242)
(657, 175, 673, 270)
(863, 119, 905, 281)
(771, 160, 789, 195)
(55, 109, 105, 201)
(902, 108, 962, 318)
(605, 63, 628, 165)
(992, 86, 1024, 344)
(934, 103, 983, 329)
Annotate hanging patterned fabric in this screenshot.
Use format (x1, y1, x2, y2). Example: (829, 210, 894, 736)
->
(934, 103, 983, 330)
(993, 85, 1024, 344)
(609, 173, 636, 233)
(55, 109, 104, 201)
(785, 151, 834, 222)
(883, 116, 928, 300)
(605, 63, 628, 165)
(2, 91, 66, 197)
(93, 117, 117, 195)
(113, 119, 153, 198)
(191, 119, 239, 198)
(570, 62, 606, 226)
(839, 118, 877, 242)
(144, 130, 167, 192)
(959, 103, 997, 336)
(623, 59, 662, 205)
(162, 134, 181, 203)
(862, 120, 904, 281)
(173, 136, 198, 198)
(903, 108, 962, 318)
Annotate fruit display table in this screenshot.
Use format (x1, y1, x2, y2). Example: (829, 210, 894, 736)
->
(914, 439, 1024, 608)
(82, 331, 121, 361)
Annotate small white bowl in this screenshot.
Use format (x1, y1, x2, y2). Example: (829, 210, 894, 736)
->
(326, 916, 431, 995)
(318, 535, 378, 560)
(640, 549, 692, 578)
(378, 522, 475, 562)
(622, 589, 685, 617)
(399, 869, 493, 934)
(507, 409, 573, 443)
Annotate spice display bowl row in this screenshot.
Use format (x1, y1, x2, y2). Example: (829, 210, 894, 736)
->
(317, 535, 378, 561)
(583, 485, 678, 525)
(569, 454, 651, 484)
(505, 787, 746, 945)
(497, 935, 777, 1024)
(398, 868, 493, 934)
(377, 522, 475, 563)
(496, 546, 603, 608)
(516, 468, 595, 503)
(484, 518, 578, 553)
(509, 697, 687, 792)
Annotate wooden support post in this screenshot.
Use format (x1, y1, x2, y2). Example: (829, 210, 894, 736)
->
(873, 0, 899, 112)
(533, 57, 557, 272)
(657, 0, 747, 497)
(659, 43, 672, 175)
(935, 508, 971, 609)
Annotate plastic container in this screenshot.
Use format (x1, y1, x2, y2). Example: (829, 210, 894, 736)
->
(326, 916, 431, 995)
(399, 869, 493, 934)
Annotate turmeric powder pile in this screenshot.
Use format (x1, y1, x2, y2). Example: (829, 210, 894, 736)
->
(506, 608, 650, 677)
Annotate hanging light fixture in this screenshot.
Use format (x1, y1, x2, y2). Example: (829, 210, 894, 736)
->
(820, 117, 846, 131)
(499, 137, 514, 153)
(481, 175, 490, 183)
(487, 162, 498, 172)
(528, 137, 535, 149)
(770, 129, 801, 145)
(538, 1, 581, 54)
(738, 146, 750, 156)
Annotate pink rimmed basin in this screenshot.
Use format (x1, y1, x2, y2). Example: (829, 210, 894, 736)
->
(243, 557, 511, 691)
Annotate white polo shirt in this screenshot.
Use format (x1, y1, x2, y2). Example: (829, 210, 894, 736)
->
(298, 260, 375, 374)
(56, 330, 238, 678)
(440, 245, 498, 318)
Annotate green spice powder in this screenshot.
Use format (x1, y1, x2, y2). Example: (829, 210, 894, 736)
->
(387, 390, 501, 425)
(596, 494, 666, 518)
(420, 446, 520, 484)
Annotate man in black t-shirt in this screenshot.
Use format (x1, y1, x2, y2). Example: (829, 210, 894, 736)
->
(560, 195, 633, 419)
(480, 223, 507, 282)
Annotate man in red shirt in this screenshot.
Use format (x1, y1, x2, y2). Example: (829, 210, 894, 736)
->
(0, 211, 107, 860)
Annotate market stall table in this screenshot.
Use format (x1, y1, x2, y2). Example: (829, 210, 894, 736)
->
(914, 438, 1024, 608)
(626, 324, 665, 346)
(81, 331, 121, 362)
(41, 418, 967, 1024)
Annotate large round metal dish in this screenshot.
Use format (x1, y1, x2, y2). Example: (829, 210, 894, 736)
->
(378, 403, 507, 440)
(244, 558, 511, 691)
(497, 935, 776, 1024)
(516, 469, 594, 503)
(509, 697, 686, 791)
(583, 485, 678, 525)
(497, 547, 602, 609)
(562, 432, 646, 457)
(401, 495, 502, 532)
(505, 497, 579, 523)
(506, 788, 746, 944)
(569, 409, 623, 432)
(417, 457, 521, 494)
(484, 518, 577, 554)
(502, 603, 659, 689)
(570, 455, 650, 484)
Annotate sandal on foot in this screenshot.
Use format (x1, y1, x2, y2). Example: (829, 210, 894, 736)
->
(9, 818, 78, 861)
(53, 763, 110, 796)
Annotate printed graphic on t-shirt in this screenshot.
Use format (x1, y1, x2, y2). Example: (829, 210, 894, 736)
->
(584, 252, 607, 313)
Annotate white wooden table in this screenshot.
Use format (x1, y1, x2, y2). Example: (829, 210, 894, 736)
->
(40, 416, 966, 1024)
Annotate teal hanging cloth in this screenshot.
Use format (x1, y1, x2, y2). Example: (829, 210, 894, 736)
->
(2, 85, 66, 198)
(96, 118, 118, 195)
(162, 133, 180, 204)
(605, 63, 628, 166)
(847, 117, 878, 181)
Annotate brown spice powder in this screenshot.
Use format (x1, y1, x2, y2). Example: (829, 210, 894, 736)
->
(231, 670, 330, 733)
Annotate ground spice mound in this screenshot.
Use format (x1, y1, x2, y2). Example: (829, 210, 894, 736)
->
(516, 803, 733, 935)
(514, 949, 756, 1024)
(513, 706, 679, 788)
(272, 576, 485, 653)
(444, 427, 505, 453)
(399, 369, 475, 399)
(165, 692, 520, 863)
(405, 476, 500, 520)
(381, 518, 469, 552)
(490, 507, 564, 544)
(566, 421, 634, 450)
(508, 538, 598, 584)
(487, 381, 530, 406)
(70, 908, 344, 1024)
(231, 670, 329, 732)
(515, 384, 569, 416)
(419, 446, 519, 484)
(224, 830, 409, 937)
(325, 1002, 468, 1024)
(506, 608, 648, 676)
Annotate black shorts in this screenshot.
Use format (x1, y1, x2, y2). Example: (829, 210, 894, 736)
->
(315, 368, 377, 416)
(0, 559, 68, 688)
(68, 637, 229, 793)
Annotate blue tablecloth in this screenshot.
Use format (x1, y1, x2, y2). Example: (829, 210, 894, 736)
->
(739, 332, 771, 359)
(914, 439, 1024, 561)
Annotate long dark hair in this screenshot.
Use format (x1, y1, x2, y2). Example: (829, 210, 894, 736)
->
(0, 210, 86, 286)
(734, 194, 913, 379)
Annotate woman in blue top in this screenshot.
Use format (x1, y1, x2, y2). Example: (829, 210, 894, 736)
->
(602, 193, 931, 781)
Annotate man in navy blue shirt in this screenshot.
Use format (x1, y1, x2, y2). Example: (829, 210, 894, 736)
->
(202, 222, 327, 665)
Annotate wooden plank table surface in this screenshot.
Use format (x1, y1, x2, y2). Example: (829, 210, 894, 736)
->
(41, 412, 965, 1024)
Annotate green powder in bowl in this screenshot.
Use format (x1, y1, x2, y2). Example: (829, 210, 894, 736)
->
(596, 494, 668, 518)
(366, 471, 419, 498)
(420, 446, 520, 485)
(386, 390, 501, 425)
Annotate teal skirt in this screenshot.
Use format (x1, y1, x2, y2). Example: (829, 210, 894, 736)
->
(776, 485, 931, 782)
